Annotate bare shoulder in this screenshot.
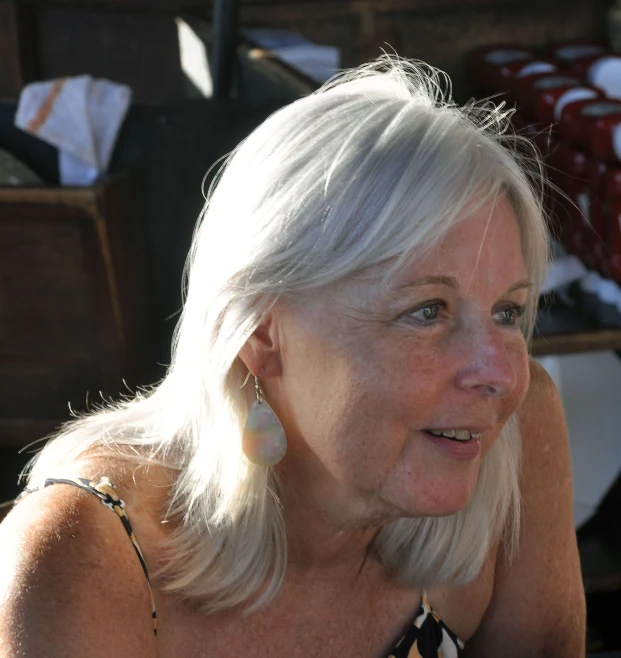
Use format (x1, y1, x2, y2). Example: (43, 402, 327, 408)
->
(520, 357, 563, 427)
(517, 359, 573, 493)
(466, 358, 586, 657)
(0, 455, 170, 657)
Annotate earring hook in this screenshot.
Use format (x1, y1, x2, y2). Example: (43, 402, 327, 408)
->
(240, 370, 252, 389)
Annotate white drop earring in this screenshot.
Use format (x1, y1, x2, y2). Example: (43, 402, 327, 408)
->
(242, 375, 287, 467)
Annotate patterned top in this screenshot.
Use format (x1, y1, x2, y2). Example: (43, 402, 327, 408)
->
(17, 477, 465, 656)
(17, 477, 158, 635)
(388, 592, 465, 657)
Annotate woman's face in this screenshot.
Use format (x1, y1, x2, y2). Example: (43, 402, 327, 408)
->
(269, 196, 531, 525)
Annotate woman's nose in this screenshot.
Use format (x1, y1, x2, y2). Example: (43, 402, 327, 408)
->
(453, 324, 518, 399)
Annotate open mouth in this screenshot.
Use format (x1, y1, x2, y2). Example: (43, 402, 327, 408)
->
(422, 428, 483, 460)
(423, 429, 481, 442)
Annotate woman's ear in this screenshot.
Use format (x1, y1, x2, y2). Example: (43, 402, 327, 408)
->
(238, 309, 282, 379)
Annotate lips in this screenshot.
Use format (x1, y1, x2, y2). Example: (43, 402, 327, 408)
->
(423, 429, 483, 460)
(424, 428, 483, 442)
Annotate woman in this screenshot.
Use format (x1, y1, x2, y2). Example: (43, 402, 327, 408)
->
(0, 57, 585, 657)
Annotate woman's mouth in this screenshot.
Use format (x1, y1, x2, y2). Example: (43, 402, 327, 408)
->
(424, 428, 481, 442)
(422, 428, 482, 460)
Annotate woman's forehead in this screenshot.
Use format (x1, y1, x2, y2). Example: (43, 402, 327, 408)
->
(281, 196, 527, 311)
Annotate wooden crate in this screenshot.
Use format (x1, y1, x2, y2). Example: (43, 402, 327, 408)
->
(0, 172, 154, 446)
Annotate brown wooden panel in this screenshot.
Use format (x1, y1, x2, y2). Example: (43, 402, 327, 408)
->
(0, 194, 111, 419)
(0, 500, 12, 521)
(0, 362, 103, 419)
(0, 418, 62, 448)
(0, 206, 97, 362)
(0, 1, 38, 100)
(17, 0, 612, 104)
(36, 6, 186, 104)
(237, 0, 528, 22)
(235, 0, 610, 100)
(531, 329, 621, 356)
(0, 174, 154, 436)
(0, 0, 23, 98)
(16, 0, 545, 11)
(21, 0, 209, 8)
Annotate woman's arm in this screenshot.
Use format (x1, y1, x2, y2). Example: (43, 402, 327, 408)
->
(0, 482, 157, 657)
(465, 359, 586, 657)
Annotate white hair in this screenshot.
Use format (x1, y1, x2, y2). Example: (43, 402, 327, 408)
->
(27, 56, 549, 612)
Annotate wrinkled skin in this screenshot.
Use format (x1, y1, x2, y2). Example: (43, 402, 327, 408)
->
(251, 196, 531, 551)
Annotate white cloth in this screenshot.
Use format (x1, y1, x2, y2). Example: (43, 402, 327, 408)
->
(241, 29, 340, 83)
(15, 75, 132, 186)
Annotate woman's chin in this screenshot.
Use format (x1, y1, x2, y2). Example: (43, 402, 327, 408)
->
(382, 474, 479, 520)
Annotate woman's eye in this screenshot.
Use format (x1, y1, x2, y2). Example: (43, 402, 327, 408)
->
(493, 305, 525, 326)
(405, 303, 443, 324)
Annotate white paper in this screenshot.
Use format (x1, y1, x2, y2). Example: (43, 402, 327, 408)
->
(15, 75, 132, 186)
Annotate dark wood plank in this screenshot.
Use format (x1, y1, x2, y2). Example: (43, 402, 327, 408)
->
(0, 173, 155, 440)
(0, 0, 37, 100)
(0, 500, 13, 521)
(36, 6, 186, 105)
(242, 46, 318, 95)
(16, 0, 539, 11)
(0, 0, 23, 98)
(239, 0, 527, 22)
(0, 419, 63, 448)
(531, 329, 621, 357)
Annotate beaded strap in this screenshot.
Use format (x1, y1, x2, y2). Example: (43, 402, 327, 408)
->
(17, 476, 158, 636)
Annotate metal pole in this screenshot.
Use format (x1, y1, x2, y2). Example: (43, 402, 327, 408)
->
(212, 0, 240, 98)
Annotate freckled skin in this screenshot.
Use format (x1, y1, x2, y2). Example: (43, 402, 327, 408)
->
(265, 196, 531, 531)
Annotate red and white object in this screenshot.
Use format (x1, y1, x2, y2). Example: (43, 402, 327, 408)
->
(585, 159, 610, 273)
(515, 73, 581, 122)
(609, 171, 621, 284)
(505, 60, 557, 102)
(604, 170, 621, 284)
(589, 111, 621, 164)
(554, 142, 590, 256)
(558, 101, 621, 270)
(560, 99, 621, 149)
(569, 53, 612, 79)
(492, 59, 556, 100)
(547, 42, 607, 68)
(534, 86, 603, 159)
(537, 85, 603, 127)
(466, 46, 534, 93)
(587, 56, 621, 100)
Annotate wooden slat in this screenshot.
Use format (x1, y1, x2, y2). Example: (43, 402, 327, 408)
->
(20, 0, 207, 8)
(0, 500, 13, 522)
(0, 185, 101, 212)
(531, 329, 621, 357)
(0, 0, 37, 99)
(243, 46, 318, 94)
(584, 572, 621, 595)
(15, 0, 538, 15)
(0, 172, 154, 444)
(0, 0, 23, 98)
(0, 419, 63, 448)
(237, 0, 527, 23)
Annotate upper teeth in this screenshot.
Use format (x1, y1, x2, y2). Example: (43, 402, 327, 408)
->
(427, 429, 480, 441)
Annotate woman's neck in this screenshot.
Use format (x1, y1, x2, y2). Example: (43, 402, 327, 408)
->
(278, 468, 385, 576)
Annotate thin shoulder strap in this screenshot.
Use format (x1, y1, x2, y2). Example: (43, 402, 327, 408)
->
(17, 476, 158, 636)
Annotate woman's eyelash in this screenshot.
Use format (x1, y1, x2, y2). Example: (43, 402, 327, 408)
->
(399, 302, 527, 327)
(402, 301, 446, 324)
(493, 305, 526, 326)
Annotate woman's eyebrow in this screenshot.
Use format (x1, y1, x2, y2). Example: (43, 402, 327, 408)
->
(507, 280, 533, 293)
(397, 275, 458, 290)
(394, 277, 533, 295)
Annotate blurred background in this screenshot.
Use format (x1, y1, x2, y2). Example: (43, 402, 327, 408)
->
(1, 0, 621, 652)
